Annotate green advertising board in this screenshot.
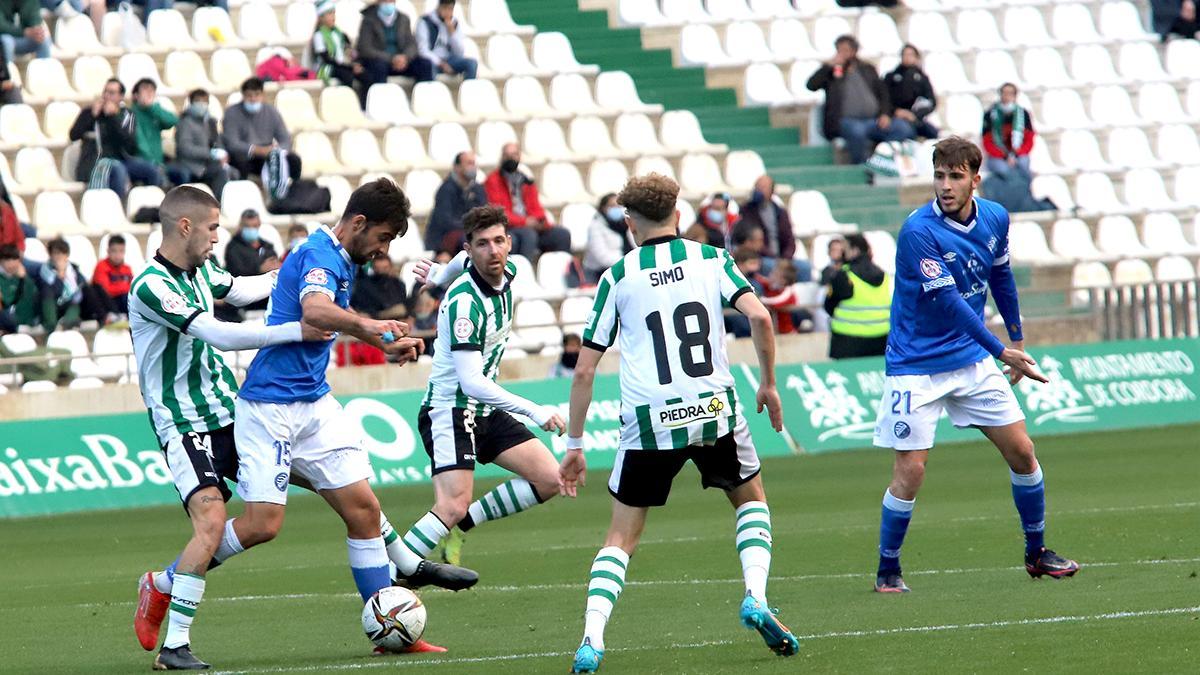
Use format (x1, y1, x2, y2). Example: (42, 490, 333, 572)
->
(776, 337, 1200, 453)
(1, 338, 1196, 517)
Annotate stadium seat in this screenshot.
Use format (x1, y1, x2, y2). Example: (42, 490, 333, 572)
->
(338, 129, 391, 172)
(1105, 128, 1161, 169)
(24, 58, 78, 103)
(148, 9, 196, 49)
(55, 14, 117, 57)
(660, 110, 722, 153)
(856, 12, 902, 58)
(1118, 42, 1170, 82)
(1, 106, 54, 148)
(165, 50, 219, 93)
(403, 170, 441, 216)
(595, 71, 661, 114)
(1052, 3, 1104, 44)
(725, 21, 773, 63)
(862, 231, 896, 274)
(1155, 255, 1197, 281)
(1123, 168, 1178, 211)
(1022, 47, 1073, 89)
(470, 0, 529, 34)
(33, 191, 84, 235)
(44, 101, 81, 143)
(317, 175, 352, 215)
(549, 74, 606, 117)
(1072, 261, 1112, 304)
(725, 151, 765, 193)
(384, 126, 434, 170)
(615, 114, 668, 155)
(1073, 172, 1127, 214)
(1003, 6, 1056, 47)
(788, 190, 852, 236)
(22, 381, 58, 393)
(511, 302, 562, 352)
(458, 79, 512, 121)
(617, 0, 669, 26)
(1142, 213, 1200, 255)
(768, 19, 818, 60)
(238, 1, 286, 45)
(744, 63, 793, 106)
(285, 1, 318, 41)
(93, 327, 135, 378)
(1096, 216, 1150, 256)
(1138, 83, 1190, 124)
(560, 295, 593, 334)
(320, 86, 381, 130)
(508, 254, 550, 301)
(535, 251, 576, 299)
(956, 9, 1007, 51)
(45, 330, 104, 379)
(907, 12, 958, 52)
(64, 235, 97, 279)
(80, 189, 133, 233)
(708, 0, 754, 21)
(1100, 1, 1157, 42)
(487, 33, 541, 77)
(748, 0, 794, 19)
(973, 50, 1022, 89)
(412, 81, 464, 122)
(117, 53, 169, 94)
(1070, 45, 1123, 85)
(1173, 166, 1200, 206)
(294, 131, 346, 177)
(1058, 129, 1112, 171)
(812, 16, 852, 58)
(221, 180, 285, 225)
(275, 88, 324, 131)
(569, 116, 623, 160)
(679, 154, 730, 198)
(192, 7, 241, 48)
(1008, 221, 1060, 264)
(587, 159, 629, 198)
(1039, 88, 1091, 132)
(922, 52, 973, 93)
(676, 198, 697, 229)
(22, 236, 46, 264)
(523, 118, 573, 162)
(661, 0, 712, 25)
(73, 375, 109, 389)
(558, 203, 595, 254)
(1113, 259, 1155, 285)
(943, 94, 983, 135)
(1165, 38, 1200, 79)
(635, 155, 677, 181)
(532, 32, 596, 75)
(475, 121, 519, 166)
(1028, 141, 1063, 176)
(210, 49, 254, 92)
(1051, 218, 1109, 261)
(99, 232, 145, 272)
(126, 185, 166, 221)
(144, 228, 163, 260)
(539, 162, 593, 205)
(427, 122, 472, 166)
(366, 84, 425, 126)
(680, 24, 735, 67)
(387, 219, 425, 262)
(503, 76, 561, 119)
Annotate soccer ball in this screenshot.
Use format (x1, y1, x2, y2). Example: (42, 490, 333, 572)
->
(362, 586, 427, 652)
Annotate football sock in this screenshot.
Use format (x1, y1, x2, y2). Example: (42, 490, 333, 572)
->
(734, 501, 773, 603)
(346, 536, 391, 602)
(1010, 465, 1046, 556)
(153, 558, 178, 594)
(878, 489, 915, 576)
(163, 572, 204, 649)
(458, 479, 542, 532)
(381, 512, 425, 576)
(213, 518, 245, 564)
(582, 546, 628, 653)
(400, 512, 450, 570)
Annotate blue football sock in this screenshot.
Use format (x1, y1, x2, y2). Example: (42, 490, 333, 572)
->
(165, 557, 178, 584)
(878, 489, 915, 575)
(1011, 465, 1046, 556)
(347, 537, 391, 602)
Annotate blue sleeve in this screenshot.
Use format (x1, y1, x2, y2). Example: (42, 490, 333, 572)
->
(988, 214, 1024, 342)
(899, 224, 1006, 358)
(297, 249, 339, 302)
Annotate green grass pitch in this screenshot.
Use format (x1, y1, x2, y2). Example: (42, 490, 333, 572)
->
(1, 425, 1197, 674)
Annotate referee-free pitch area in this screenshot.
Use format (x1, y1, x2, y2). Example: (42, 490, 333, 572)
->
(1, 425, 1196, 674)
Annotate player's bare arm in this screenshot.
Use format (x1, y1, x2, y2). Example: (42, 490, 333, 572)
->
(301, 292, 418, 360)
(561, 346, 603, 497)
(735, 292, 783, 432)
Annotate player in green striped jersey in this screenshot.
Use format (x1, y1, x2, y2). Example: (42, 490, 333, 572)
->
(382, 206, 571, 576)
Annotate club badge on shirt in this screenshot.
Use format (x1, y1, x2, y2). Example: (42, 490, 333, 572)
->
(304, 268, 328, 286)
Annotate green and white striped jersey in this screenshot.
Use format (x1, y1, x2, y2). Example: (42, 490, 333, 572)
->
(421, 259, 517, 415)
(129, 254, 238, 445)
(583, 236, 753, 451)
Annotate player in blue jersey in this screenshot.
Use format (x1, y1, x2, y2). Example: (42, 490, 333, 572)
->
(225, 179, 477, 652)
(871, 137, 1079, 593)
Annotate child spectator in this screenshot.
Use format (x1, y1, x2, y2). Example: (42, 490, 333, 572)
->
(38, 237, 84, 331)
(0, 243, 35, 333)
(92, 234, 133, 320)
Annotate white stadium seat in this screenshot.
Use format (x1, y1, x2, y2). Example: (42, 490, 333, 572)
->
(569, 116, 623, 160)
(1113, 259, 1155, 286)
(275, 88, 323, 131)
(708, 0, 754, 22)
(540, 162, 592, 205)
(725, 21, 773, 63)
(403, 170, 442, 216)
(1051, 218, 1108, 261)
(614, 114, 668, 155)
(80, 189, 133, 233)
(1142, 213, 1200, 255)
(25, 58, 78, 102)
(768, 19, 818, 60)
(487, 34, 540, 77)
(1173, 166, 1200, 206)
(366, 84, 425, 127)
(523, 118, 574, 162)
(412, 81, 464, 122)
(459, 79, 512, 120)
(1039, 89, 1091, 132)
(1165, 38, 1200, 79)
(44, 102, 81, 143)
(549, 74, 606, 116)
(1003, 6, 1056, 47)
(725, 151, 766, 193)
(1096, 216, 1149, 256)
(64, 235, 97, 279)
(596, 71, 660, 113)
(532, 32, 596, 75)
(1118, 42, 1170, 82)
(1100, 1, 1157, 42)
(634, 155, 677, 181)
(476, 121, 519, 166)
(238, 1, 286, 45)
(788, 190, 854, 236)
(1105, 128, 1160, 169)
(1155, 256, 1197, 281)
(339, 129, 391, 172)
(618, 0, 669, 26)
(856, 12, 902, 57)
(293, 131, 345, 177)
(1123, 168, 1178, 211)
(535, 251, 577, 299)
(956, 10, 1007, 51)
(1008, 221, 1059, 264)
(504, 76, 560, 118)
(922, 52, 972, 94)
(210, 49, 254, 91)
(427, 122, 472, 166)
(679, 154, 730, 197)
(660, 110, 722, 153)
(1138, 82, 1190, 124)
(1022, 47, 1072, 89)
(587, 159, 629, 198)
(812, 16, 852, 58)
(1074, 172, 1127, 214)
(1058, 130, 1112, 171)
(1052, 3, 1104, 44)
(320, 86, 380, 129)
(680, 24, 737, 67)
(1071, 45, 1123, 85)
(662, 0, 713, 25)
(744, 63, 792, 106)
(973, 50, 1021, 89)
(148, 9, 196, 49)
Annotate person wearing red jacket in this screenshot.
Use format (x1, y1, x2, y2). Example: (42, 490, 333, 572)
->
(92, 234, 133, 316)
(483, 143, 571, 260)
(981, 82, 1035, 181)
(0, 194, 23, 254)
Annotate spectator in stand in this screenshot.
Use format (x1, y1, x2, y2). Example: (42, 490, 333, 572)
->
(351, 255, 408, 320)
(38, 0, 105, 32)
(223, 78, 302, 199)
(731, 219, 769, 271)
(311, 0, 365, 101)
(225, 208, 280, 279)
(1152, 0, 1200, 40)
(282, 223, 308, 261)
(484, 142, 571, 259)
(824, 233, 891, 359)
(414, 0, 477, 80)
(0, 243, 35, 333)
(427, 150, 487, 254)
(91, 234, 132, 320)
(818, 236, 846, 285)
(172, 88, 237, 197)
(548, 333, 581, 379)
(737, 175, 796, 263)
(807, 35, 914, 165)
(0, 39, 20, 106)
(70, 78, 164, 197)
(410, 287, 438, 356)
(759, 259, 805, 334)
(129, 78, 174, 186)
(0, 0, 50, 63)
(982, 83, 1034, 181)
(726, 249, 767, 338)
(0, 188, 21, 254)
(38, 238, 85, 332)
(698, 191, 736, 245)
(583, 193, 633, 283)
(886, 44, 938, 140)
(356, 0, 434, 88)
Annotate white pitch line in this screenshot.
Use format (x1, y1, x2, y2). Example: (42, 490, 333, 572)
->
(52, 556, 1200, 611)
(209, 606, 1200, 674)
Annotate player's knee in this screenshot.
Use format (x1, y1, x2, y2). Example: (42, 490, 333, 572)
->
(1009, 439, 1038, 474)
(531, 473, 560, 503)
(344, 500, 382, 539)
(435, 498, 470, 527)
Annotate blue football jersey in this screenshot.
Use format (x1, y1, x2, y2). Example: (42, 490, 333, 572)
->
(240, 225, 354, 403)
(885, 197, 1013, 376)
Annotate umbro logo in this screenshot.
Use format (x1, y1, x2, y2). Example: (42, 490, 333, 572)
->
(942, 252, 957, 262)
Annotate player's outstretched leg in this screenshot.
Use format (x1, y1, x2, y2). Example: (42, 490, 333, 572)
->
(384, 512, 479, 592)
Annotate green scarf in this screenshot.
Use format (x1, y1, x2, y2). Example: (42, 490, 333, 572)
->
(315, 25, 348, 82)
(989, 104, 1025, 155)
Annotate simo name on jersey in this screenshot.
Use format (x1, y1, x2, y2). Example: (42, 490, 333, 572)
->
(650, 265, 685, 287)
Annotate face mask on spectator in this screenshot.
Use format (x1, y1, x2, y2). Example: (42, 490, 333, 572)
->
(241, 227, 260, 243)
(244, 101, 263, 114)
(462, 168, 477, 181)
(707, 208, 725, 223)
(500, 158, 519, 173)
(605, 206, 624, 222)
(751, 189, 765, 203)
(188, 103, 208, 117)
(560, 352, 579, 369)
(378, 2, 397, 18)
(1000, 102, 1016, 113)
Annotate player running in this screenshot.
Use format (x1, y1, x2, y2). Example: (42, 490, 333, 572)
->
(128, 186, 330, 670)
(871, 137, 1079, 594)
(385, 205, 570, 576)
(559, 174, 798, 673)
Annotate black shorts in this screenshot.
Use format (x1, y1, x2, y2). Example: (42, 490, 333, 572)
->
(161, 425, 239, 510)
(418, 406, 537, 475)
(607, 422, 761, 508)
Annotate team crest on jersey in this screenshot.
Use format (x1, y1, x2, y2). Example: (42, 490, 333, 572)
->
(304, 268, 328, 285)
(920, 258, 942, 278)
(654, 396, 730, 429)
(161, 291, 190, 316)
(894, 421, 912, 439)
(453, 317, 475, 340)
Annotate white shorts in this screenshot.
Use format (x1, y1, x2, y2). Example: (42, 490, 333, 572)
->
(234, 394, 373, 505)
(873, 358, 1025, 451)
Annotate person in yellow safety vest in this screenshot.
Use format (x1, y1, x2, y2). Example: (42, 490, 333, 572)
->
(824, 233, 893, 359)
